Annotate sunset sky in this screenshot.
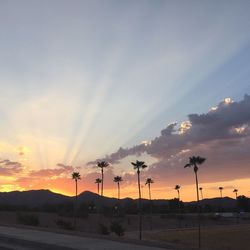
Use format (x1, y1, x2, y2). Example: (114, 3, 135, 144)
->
(0, 0, 250, 201)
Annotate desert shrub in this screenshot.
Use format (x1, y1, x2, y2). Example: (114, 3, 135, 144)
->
(77, 202, 89, 218)
(110, 221, 125, 236)
(57, 201, 74, 217)
(17, 213, 39, 226)
(98, 223, 110, 235)
(55, 219, 73, 230)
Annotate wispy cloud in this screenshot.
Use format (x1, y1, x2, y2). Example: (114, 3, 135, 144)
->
(0, 159, 23, 176)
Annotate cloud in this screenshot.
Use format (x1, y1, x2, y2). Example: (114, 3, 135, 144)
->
(88, 95, 250, 185)
(29, 164, 74, 178)
(0, 159, 23, 176)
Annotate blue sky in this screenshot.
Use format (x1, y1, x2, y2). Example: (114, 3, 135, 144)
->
(0, 0, 250, 174)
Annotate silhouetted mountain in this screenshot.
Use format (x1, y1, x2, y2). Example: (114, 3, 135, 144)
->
(0, 189, 70, 207)
(200, 197, 236, 208)
(0, 189, 239, 210)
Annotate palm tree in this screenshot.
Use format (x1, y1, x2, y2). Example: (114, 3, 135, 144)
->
(184, 156, 206, 248)
(184, 156, 206, 202)
(175, 184, 182, 227)
(199, 187, 203, 200)
(97, 161, 109, 196)
(131, 160, 147, 240)
(145, 178, 154, 201)
(175, 185, 181, 201)
(95, 178, 102, 195)
(145, 178, 154, 230)
(72, 171, 81, 229)
(233, 189, 238, 199)
(219, 187, 224, 198)
(113, 176, 123, 200)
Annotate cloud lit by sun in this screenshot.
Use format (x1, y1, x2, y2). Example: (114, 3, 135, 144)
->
(17, 146, 31, 156)
(179, 121, 192, 135)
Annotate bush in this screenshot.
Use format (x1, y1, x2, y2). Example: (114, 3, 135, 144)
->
(110, 221, 125, 236)
(17, 213, 40, 226)
(98, 223, 110, 235)
(55, 219, 73, 230)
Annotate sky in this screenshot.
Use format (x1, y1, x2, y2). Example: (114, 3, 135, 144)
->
(0, 0, 250, 201)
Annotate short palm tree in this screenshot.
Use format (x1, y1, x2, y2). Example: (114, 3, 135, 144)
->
(199, 187, 203, 200)
(145, 178, 154, 230)
(131, 160, 147, 240)
(175, 185, 181, 201)
(145, 178, 154, 201)
(113, 176, 123, 200)
(233, 189, 238, 199)
(72, 171, 81, 228)
(97, 161, 109, 196)
(175, 185, 182, 224)
(95, 178, 102, 195)
(219, 187, 223, 198)
(184, 156, 206, 248)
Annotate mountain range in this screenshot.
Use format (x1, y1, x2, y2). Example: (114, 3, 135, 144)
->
(0, 189, 237, 208)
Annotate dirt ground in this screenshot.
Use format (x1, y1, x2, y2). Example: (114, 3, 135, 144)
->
(0, 211, 249, 250)
(143, 224, 250, 250)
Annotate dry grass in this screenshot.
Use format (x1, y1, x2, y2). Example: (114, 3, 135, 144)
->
(144, 224, 250, 250)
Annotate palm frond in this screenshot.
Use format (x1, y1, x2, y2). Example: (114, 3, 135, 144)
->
(95, 178, 102, 183)
(72, 172, 81, 180)
(145, 178, 154, 185)
(97, 161, 109, 168)
(114, 176, 123, 182)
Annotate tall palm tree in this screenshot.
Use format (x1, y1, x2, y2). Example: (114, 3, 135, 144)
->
(219, 187, 224, 198)
(131, 160, 147, 240)
(113, 176, 123, 200)
(184, 156, 206, 202)
(97, 161, 109, 196)
(72, 171, 81, 229)
(184, 156, 206, 248)
(233, 189, 238, 199)
(199, 187, 203, 200)
(95, 178, 102, 195)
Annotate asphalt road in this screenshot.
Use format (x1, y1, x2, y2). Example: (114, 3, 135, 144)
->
(0, 225, 168, 250)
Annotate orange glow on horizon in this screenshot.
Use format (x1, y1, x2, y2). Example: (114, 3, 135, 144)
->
(0, 177, 247, 202)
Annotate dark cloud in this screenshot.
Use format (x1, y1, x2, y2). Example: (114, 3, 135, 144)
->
(0, 159, 23, 176)
(87, 144, 146, 165)
(88, 94, 250, 185)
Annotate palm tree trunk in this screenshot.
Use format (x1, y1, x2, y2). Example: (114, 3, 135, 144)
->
(74, 179, 77, 229)
(137, 170, 142, 240)
(195, 170, 201, 248)
(118, 182, 120, 200)
(101, 168, 104, 196)
(177, 190, 181, 228)
(195, 172, 200, 202)
(200, 190, 203, 200)
(97, 183, 99, 195)
(149, 184, 153, 230)
(178, 190, 181, 212)
(220, 190, 222, 198)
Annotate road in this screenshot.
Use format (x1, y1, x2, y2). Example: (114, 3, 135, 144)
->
(0, 225, 168, 250)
